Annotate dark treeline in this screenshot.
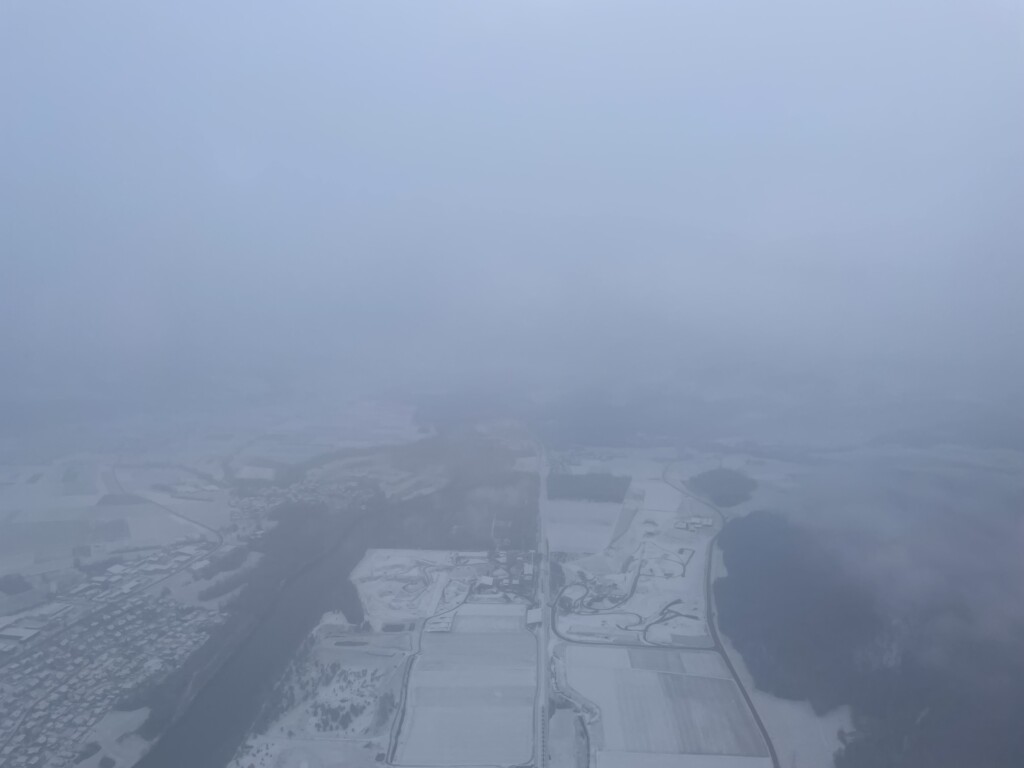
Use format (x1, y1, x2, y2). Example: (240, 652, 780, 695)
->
(716, 511, 1024, 768)
(546, 472, 631, 503)
(132, 499, 372, 767)
(0, 573, 31, 594)
(688, 468, 756, 508)
(126, 498, 372, 743)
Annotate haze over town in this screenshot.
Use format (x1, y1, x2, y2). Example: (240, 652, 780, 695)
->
(2, 2, 1023, 768)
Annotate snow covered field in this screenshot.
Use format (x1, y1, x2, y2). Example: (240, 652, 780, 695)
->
(395, 625, 536, 766)
(348, 550, 540, 766)
(543, 499, 623, 553)
(0, 459, 229, 576)
(565, 644, 769, 764)
(75, 708, 151, 768)
(548, 708, 582, 768)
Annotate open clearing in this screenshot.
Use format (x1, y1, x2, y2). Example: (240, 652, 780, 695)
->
(565, 644, 767, 761)
(548, 708, 582, 768)
(75, 708, 152, 768)
(543, 499, 623, 553)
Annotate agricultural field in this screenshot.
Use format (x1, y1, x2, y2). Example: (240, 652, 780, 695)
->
(0, 458, 230, 580)
(113, 464, 220, 497)
(547, 708, 585, 768)
(563, 645, 769, 766)
(111, 465, 231, 530)
(0, 463, 104, 511)
(0, 496, 207, 568)
(543, 499, 624, 554)
(349, 550, 541, 767)
(394, 611, 536, 766)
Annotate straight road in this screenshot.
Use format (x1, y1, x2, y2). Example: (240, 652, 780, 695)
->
(534, 448, 549, 768)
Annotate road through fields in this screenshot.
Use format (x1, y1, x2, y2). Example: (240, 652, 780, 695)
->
(662, 462, 781, 768)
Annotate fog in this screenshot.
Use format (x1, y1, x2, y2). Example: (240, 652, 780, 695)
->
(3, 0, 1023, 402)
(4, 6, 1024, 767)
(788, 447, 1024, 649)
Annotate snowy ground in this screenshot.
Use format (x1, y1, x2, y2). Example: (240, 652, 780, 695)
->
(351, 550, 482, 627)
(547, 708, 581, 768)
(564, 644, 769, 763)
(75, 708, 152, 768)
(230, 615, 406, 768)
(395, 620, 536, 766)
(0, 459, 228, 578)
(547, 448, 812, 768)
(553, 468, 713, 647)
(354, 551, 539, 767)
(239, 549, 540, 768)
(543, 499, 623, 553)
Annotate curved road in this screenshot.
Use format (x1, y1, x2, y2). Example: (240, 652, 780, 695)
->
(662, 462, 780, 768)
(541, 457, 779, 768)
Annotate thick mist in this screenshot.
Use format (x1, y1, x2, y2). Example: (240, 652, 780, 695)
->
(3, 0, 1023, 402)
(2, 7, 1024, 767)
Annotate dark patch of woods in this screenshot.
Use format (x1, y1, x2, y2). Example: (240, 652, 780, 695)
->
(716, 511, 1024, 768)
(688, 468, 756, 508)
(546, 472, 631, 503)
(0, 572, 32, 595)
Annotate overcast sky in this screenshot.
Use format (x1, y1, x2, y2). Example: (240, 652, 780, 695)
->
(3, 0, 1022, 399)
